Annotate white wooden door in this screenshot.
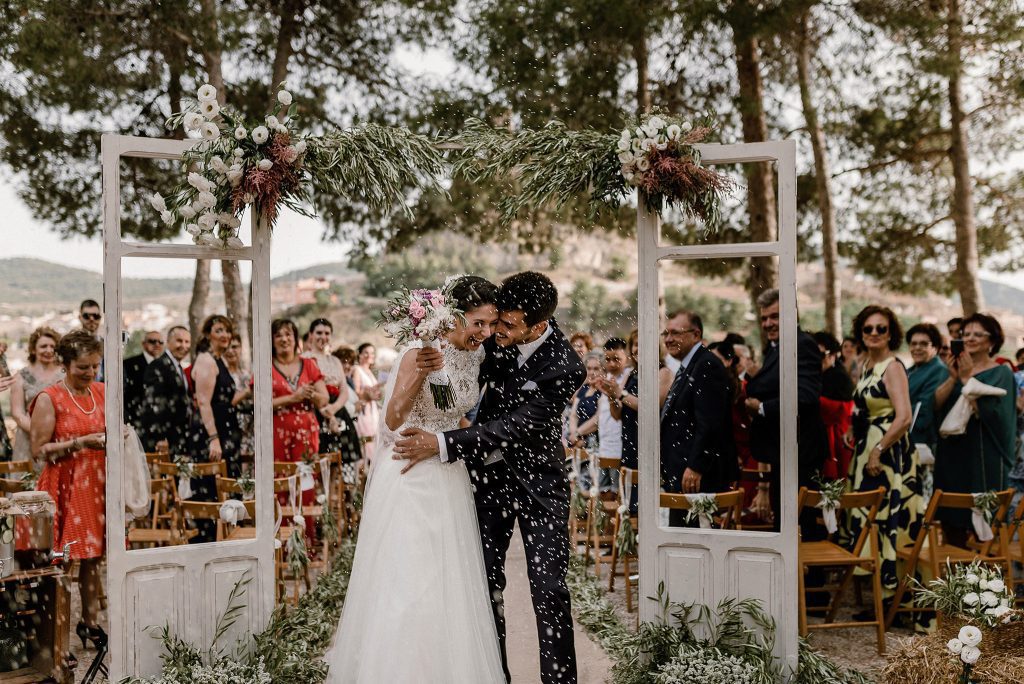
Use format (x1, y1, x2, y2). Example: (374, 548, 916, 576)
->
(101, 134, 275, 679)
(637, 141, 799, 673)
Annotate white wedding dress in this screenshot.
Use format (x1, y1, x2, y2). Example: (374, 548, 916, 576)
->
(324, 342, 505, 683)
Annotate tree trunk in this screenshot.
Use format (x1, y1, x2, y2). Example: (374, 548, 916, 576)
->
(271, 0, 304, 91)
(632, 23, 650, 115)
(221, 259, 249, 362)
(796, 9, 841, 336)
(946, 0, 983, 315)
(733, 28, 778, 306)
(199, 0, 226, 101)
(189, 259, 211, 355)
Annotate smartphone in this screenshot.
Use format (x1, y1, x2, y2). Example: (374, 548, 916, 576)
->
(950, 339, 965, 357)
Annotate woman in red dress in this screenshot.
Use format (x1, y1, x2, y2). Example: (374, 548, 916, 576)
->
(29, 330, 107, 649)
(271, 319, 328, 537)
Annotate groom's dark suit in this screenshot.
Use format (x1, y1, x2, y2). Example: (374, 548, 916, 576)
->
(442, 322, 585, 684)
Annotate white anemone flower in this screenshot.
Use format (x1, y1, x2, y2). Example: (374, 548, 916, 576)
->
(666, 124, 682, 140)
(183, 112, 204, 132)
(257, 159, 273, 171)
(234, 126, 247, 141)
(278, 90, 293, 106)
(960, 645, 981, 665)
(648, 115, 666, 129)
(200, 99, 220, 118)
(979, 578, 990, 591)
(251, 126, 270, 144)
(963, 592, 980, 607)
(988, 579, 1005, 593)
(958, 625, 983, 647)
(197, 84, 217, 102)
(617, 138, 631, 152)
(947, 638, 963, 654)
(200, 122, 220, 141)
(266, 115, 279, 128)
(148, 193, 167, 213)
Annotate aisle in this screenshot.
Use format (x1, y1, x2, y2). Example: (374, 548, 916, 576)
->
(503, 527, 612, 684)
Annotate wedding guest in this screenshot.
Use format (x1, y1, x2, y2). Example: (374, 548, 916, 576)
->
(0, 342, 13, 459)
(352, 343, 382, 465)
(659, 310, 736, 525)
(29, 330, 107, 647)
(938, 336, 953, 366)
(745, 289, 828, 531)
(812, 331, 855, 480)
(142, 326, 192, 456)
(10, 327, 63, 462)
(303, 319, 353, 455)
(947, 317, 964, 341)
(846, 305, 922, 622)
(567, 351, 603, 454)
(331, 346, 363, 462)
(577, 338, 631, 494)
(569, 332, 593, 359)
(934, 312, 1016, 547)
(1009, 359, 1024, 518)
(841, 336, 863, 383)
(78, 299, 104, 381)
(223, 333, 254, 458)
(123, 330, 163, 433)
(905, 323, 946, 458)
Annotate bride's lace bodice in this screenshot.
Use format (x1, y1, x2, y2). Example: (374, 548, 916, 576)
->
(378, 343, 484, 447)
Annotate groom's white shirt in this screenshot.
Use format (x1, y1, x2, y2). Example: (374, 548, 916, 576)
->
(437, 323, 554, 464)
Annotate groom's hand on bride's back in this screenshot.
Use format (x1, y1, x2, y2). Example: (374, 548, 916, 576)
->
(394, 428, 441, 473)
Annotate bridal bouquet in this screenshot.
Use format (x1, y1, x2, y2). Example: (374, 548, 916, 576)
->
(150, 83, 307, 247)
(616, 113, 733, 220)
(379, 284, 461, 410)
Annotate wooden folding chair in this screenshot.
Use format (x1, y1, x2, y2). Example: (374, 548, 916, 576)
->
(797, 486, 886, 655)
(0, 478, 26, 495)
(126, 478, 193, 548)
(887, 488, 1016, 629)
(608, 466, 639, 611)
(0, 460, 33, 476)
(589, 457, 623, 577)
(1002, 495, 1024, 607)
(658, 490, 745, 531)
(181, 499, 256, 541)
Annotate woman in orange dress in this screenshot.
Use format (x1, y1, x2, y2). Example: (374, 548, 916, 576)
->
(29, 330, 107, 649)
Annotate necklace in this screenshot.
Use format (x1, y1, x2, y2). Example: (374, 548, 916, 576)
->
(62, 380, 97, 415)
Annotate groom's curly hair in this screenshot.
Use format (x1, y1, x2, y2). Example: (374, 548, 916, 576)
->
(450, 276, 499, 313)
(498, 271, 558, 326)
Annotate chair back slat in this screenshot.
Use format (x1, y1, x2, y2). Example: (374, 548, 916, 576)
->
(597, 457, 621, 470)
(0, 478, 25, 495)
(659, 489, 744, 530)
(274, 461, 299, 477)
(154, 461, 226, 478)
(0, 460, 33, 475)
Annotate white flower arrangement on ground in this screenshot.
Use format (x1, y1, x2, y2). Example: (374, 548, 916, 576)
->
(915, 560, 1018, 628)
(151, 83, 306, 247)
(946, 624, 983, 683)
(653, 645, 760, 684)
(378, 282, 462, 409)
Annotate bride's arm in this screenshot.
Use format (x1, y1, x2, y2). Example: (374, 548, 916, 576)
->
(384, 347, 444, 431)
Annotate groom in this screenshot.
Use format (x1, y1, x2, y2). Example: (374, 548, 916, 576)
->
(395, 271, 586, 684)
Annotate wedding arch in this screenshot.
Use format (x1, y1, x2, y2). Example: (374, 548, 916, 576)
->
(100, 84, 799, 678)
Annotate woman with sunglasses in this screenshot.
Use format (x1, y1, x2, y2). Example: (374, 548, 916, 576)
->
(933, 312, 1016, 548)
(845, 305, 923, 625)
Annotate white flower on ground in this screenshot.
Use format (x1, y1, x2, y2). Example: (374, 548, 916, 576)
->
(293, 514, 305, 527)
(184, 223, 201, 236)
(963, 592, 980, 607)
(160, 210, 174, 225)
(981, 591, 999, 607)
(666, 124, 682, 140)
(183, 112, 204, 132)
(316, 494, 327, 504)
(278, 90, 292, 106)
(979, 578, 990, 591)
(179, 204, 197, 219)
(988, 579, 1005, 593)
(234, 126, 247, 140)
(266, 115, 279, 128)
(224, 236, 244, 249)
(958, 625, 983, 647)
(294, 140, 307, 155)
(617, 138, 630, 152)
(965, 573, 979, 585)
(960, 645, 981, 665)
(200, 99, 220, 118)
(197, 84, 217, 102)
(947, 638, 964, 654)
(257, 159, 273, 171)
(251, 126, 270, 144)
(200, 122, 220, 141)
(226, 168, 243, 186)
(148, 193, 167, 212)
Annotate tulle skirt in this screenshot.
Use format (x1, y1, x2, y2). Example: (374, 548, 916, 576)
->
(324, 443, 505, 683)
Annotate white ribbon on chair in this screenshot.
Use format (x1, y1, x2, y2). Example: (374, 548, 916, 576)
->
(287, 474, 300, 514)
(588, 454, 599, 496)
(178, 474, 193, 501)
(318, 457, 331, 502)
(683, 493, 716, 529)
(621, 469, 634, 516)
(298, 462, 316, 492)
(970, 500, 995, 542)
(219, 499, 250, 526)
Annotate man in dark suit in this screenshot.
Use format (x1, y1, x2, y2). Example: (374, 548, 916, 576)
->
(142, 325, 192, 456)
(659, 310, 738, 526)
(744, 288, 827, 532)
(123, 330, 164, 433)
(394, 272, 586, 684)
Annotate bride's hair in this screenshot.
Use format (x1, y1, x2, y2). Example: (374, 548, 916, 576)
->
(450, 276, 498, 313)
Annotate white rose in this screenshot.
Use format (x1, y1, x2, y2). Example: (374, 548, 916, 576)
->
(200, 122, 220, 141)
(195, 191, 217, 210)
(681, 121, 692, 132)
(276, 124, 289, 135)
(257, 159, 273, 171)
(148, 192, 167, 212)
(197, 84, 217, 102)
(278, 90, 292, 106)
(200, 99, 220, 118)
(316, 493, 327, 504)
(233, 126, 246, 141)
(666, 124, 682, 140)
(187, 172, 208, 191)
(209, 156, 228, 174)
(294, 140, 307, 154)
(981, 591, 999, 607)
(293, 514, 305, 527)
(958, 625, 983, 647)
(233, 148, 245, 158)
(960, 645, 981, 665)
(179, 204, 197, 220)
(160, 210, 174, 225)
(183, 112, 204, 132)
(642, 137, 658, 152)
(621, 128, 632, 139)
(947, 638, 964, 654)
(648, 115, 666, 130)
(266, 115, 279, 128)
(224, 236, 244, 249)
(618, 151, 634, 164)
(198, 213, 217, 230)
(184, 223, 201, 236)
(963, 592, 980, 607)
(617, 138, 630, 152)
(251, 126, 270, 144)
(987, 579, 1005, 593)
(636, 157, 651, 172)
(226, 168, 243, 186)
(979, 578, 989, 591)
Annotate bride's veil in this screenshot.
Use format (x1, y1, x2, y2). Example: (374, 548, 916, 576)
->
(369, 340, 423, 472)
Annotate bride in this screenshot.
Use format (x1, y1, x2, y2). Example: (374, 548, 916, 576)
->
(325, 275, 505, 683)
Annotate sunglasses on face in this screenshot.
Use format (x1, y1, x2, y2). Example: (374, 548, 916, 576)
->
(863, 325, 888, 335)
(81, 313, 101, 321)
(144, 339, 164, 345)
